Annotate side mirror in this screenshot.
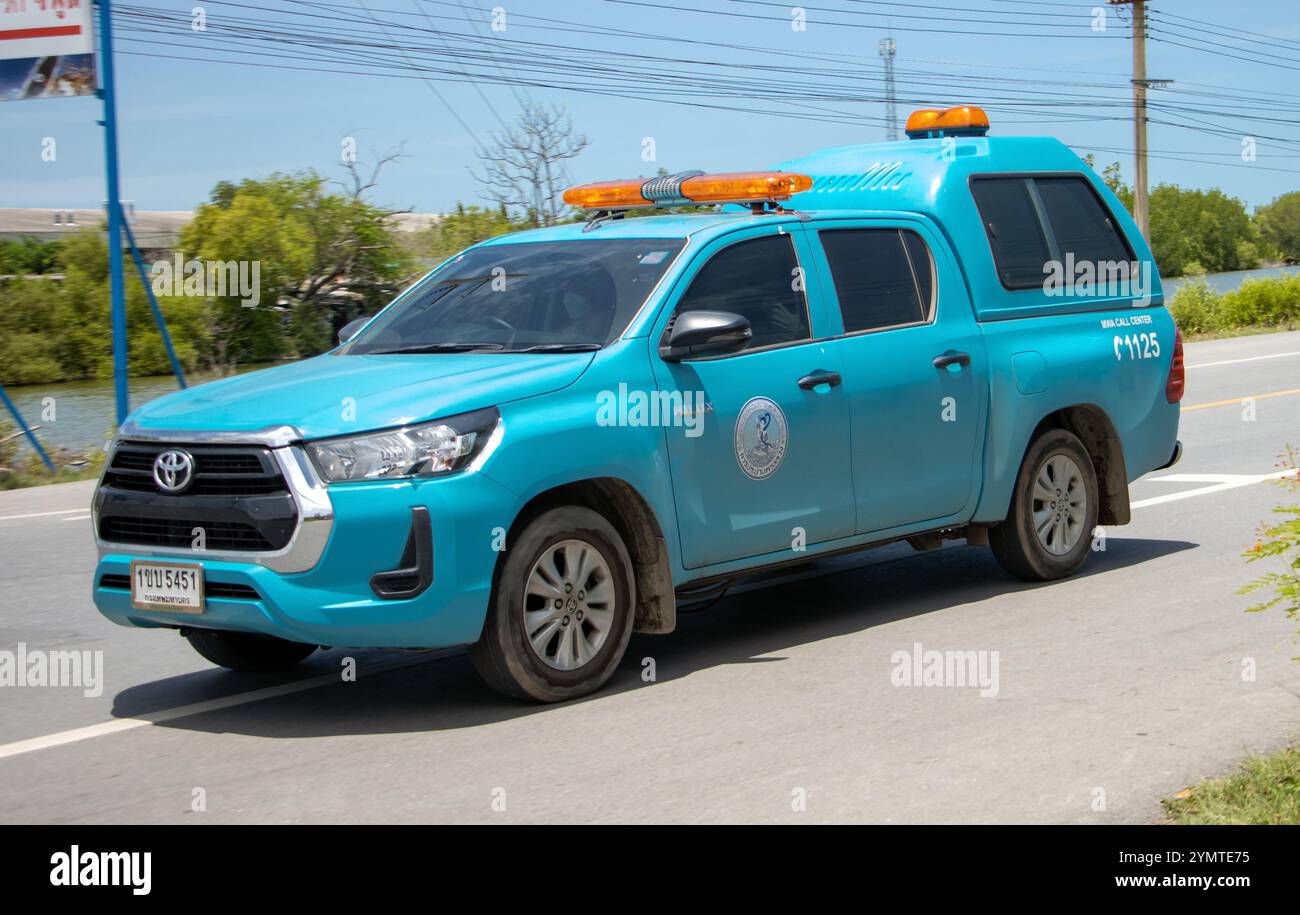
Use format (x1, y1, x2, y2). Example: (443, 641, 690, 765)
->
(338, 316, 371, 345)
(660, 310, 752, 361)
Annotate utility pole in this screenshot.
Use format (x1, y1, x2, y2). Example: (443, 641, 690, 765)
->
(1130, 0, 1149, 238)
(879, 37, 898, 142)
(1109, 0, 1149, 238)
(97, 0, 130, 424)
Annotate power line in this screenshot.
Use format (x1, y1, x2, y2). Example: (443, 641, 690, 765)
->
(106, 0, 1300, 185)
(603, 0, 1126, 39)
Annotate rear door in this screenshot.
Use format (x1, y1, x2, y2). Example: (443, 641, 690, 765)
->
(650, 225, 854, 569)
(803, 218, 988, 535)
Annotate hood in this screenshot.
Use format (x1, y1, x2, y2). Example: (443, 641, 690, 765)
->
(126, 351, 594, 440)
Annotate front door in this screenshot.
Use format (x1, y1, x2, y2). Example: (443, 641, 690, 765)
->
(651, 227, 854, 568)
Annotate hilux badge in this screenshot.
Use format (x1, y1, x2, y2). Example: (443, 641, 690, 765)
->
(734, 397, 788, 480)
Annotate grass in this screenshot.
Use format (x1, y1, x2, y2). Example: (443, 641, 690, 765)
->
(1162, 744, 1300, 824)
(0, 424, 104, 490)
(0, 462, 102, 491)
(1182, 325, 1300, 343)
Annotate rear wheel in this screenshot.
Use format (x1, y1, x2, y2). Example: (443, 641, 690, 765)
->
(184, 629, 317, 672)
(470, 506, 635, 702)
(989, 428, 1099, 581)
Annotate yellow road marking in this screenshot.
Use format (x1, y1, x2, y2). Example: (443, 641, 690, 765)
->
(1183, 387, 1300, 412)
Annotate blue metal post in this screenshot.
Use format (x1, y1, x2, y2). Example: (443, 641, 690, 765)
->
(97, 0, 130, 424)
(122, 213, 187, 388)
(0, 385, 56, 473)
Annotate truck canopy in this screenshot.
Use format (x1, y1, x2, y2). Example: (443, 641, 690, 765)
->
(775, 135, 1161, 321)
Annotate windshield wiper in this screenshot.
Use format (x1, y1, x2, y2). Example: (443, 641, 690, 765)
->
(511, 343, 602, 353)
(364, 342, 507, 354)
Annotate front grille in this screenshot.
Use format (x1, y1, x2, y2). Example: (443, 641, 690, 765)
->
(96, 440, 299, 553)
(100, 517, 274, 551)
(98, 573, 260, 601)
(104, 443, 288, 497)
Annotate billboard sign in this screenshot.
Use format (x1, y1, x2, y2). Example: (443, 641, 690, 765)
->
(0, 0, 96, 101)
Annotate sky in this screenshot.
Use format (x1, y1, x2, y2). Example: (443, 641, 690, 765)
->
(1, 0, 1299, 216)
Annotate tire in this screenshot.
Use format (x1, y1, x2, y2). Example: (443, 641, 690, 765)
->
(469, 506, 636, 702)
(184, 628, 317, 672)
(989, 428, 1100, 582)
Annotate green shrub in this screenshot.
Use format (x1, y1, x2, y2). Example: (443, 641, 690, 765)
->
(1220, 274, 1300, 328)
(1241, 449, 1300, 652)
(1168, 274, 1300, 335)
(1167, 279, 1223, 335)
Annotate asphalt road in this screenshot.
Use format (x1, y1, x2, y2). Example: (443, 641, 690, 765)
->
(2, 331, 1299, 823)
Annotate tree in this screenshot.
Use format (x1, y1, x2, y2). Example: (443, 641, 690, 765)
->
(419, 202, 519, 264)
(1080, 158, 1262, 277)
(1147, 185, 1261, 276)
(1082, 155, 1129, 201)
(471, 102, 590, 227)
(0, 228, 206, 386)
(0, 236, 63, 275)
(1255, 191, 1300, 263)
(180, 152, 416, 366)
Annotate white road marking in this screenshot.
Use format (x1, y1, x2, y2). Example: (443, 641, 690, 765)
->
(59, 515, 92, 522)
(0, 508, 89, 522)
(0, 654, 435, 762)
(1186, 350, 1300, 369)
(1131, 469, 1296, 509)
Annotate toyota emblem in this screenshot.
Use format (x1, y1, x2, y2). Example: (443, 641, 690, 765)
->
(152, 449, 195, 493)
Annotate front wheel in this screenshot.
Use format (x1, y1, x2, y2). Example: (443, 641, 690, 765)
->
(989, 428, 1099, 581)
(469, 506, 635, 702)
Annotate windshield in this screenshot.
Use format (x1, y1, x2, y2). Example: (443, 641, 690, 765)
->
(345, 238, 686, 355)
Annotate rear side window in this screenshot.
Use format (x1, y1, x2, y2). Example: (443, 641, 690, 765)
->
(819, 228, 933, 333)
(972, 175, 1133, 291)
(903, 231, 934, 308)
(1035, 177, 1131, 265)
(674, 234, 810, 350)
(970, 178, 1053, 289)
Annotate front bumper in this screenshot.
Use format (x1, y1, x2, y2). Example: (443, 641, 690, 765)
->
(93, 458, 519, 649)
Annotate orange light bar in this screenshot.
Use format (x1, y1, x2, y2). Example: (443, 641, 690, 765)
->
(904, 108, 943, 135)
(678, 171, 813, 203)
(905, 104, 990, 139)
(563, 170, 813, 210)
(562, 179, 652, 209)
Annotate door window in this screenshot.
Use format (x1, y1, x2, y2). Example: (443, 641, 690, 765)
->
(819, 228, 934, 332)
(672, 234, 810, 351)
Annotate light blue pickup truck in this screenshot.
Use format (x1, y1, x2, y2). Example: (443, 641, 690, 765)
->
(92, 107, 1183, 701)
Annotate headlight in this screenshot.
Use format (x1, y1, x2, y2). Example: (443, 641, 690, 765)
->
(306, 407, 499, 482)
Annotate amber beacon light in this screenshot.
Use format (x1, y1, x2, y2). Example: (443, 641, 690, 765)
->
(563, 170, 814, 210)
(904, 105, 991, 139)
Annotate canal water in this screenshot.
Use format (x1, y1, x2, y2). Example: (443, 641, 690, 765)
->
(1161, 263, 1300, 296)
(3, 365, 274, 458)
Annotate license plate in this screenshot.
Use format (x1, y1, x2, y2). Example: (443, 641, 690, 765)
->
(130, 560, 205, 613)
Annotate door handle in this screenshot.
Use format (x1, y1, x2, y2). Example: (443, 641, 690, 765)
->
(798, 371, 842, 391)
(932, 350, 971, 370)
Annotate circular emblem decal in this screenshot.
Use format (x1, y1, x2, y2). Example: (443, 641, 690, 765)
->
(734, 397, 788, 480)
(152, 449, 195, 493)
